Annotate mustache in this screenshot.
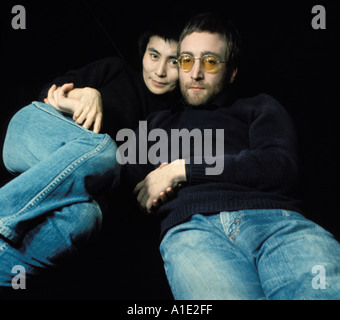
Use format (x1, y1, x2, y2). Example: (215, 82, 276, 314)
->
(184, 82, 209, 89)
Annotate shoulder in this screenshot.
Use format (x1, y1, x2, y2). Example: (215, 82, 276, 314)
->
(234, 93, 290, 117)
(236, 93, 282, 108)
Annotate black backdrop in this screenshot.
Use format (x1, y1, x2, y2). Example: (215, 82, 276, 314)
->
(1, 0, 339, 299)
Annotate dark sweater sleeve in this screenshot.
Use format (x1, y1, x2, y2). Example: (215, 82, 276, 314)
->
(187, 94, 299, 194)
(38, 57, 149, 137)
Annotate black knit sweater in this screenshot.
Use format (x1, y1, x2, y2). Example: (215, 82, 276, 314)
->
(38, 57, 181, 138)
(124, 91, 304, 238)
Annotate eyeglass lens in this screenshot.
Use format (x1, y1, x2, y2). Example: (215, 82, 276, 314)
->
(179, 55, 219, 72)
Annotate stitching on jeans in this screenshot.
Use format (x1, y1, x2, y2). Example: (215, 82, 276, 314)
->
(228, 218, 241, 243)
(0, 242, 7, 252)
(0, 134, 111, 241)
(220, 212, 242, 244)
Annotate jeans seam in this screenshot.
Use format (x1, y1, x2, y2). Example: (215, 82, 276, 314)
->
(0, 134, 112, 241)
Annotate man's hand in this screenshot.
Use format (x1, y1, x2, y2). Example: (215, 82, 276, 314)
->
(44, 84, 103, 133)
(133, 160, 187, 214)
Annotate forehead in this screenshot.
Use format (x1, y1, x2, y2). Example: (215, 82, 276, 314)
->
(180, 31, 227, 57)
(147, 35, 178, 54)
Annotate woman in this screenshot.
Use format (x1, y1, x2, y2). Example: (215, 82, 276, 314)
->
(0, 28, 180, 291)
(40, 29, 180, 138)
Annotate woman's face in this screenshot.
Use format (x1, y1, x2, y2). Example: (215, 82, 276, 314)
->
(142, 36, 178, 95)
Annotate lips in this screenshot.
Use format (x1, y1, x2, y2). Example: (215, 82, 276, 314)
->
(186, 82, 206, 91)
(152, 79, 168, 87)
(189, 86, 205, 91)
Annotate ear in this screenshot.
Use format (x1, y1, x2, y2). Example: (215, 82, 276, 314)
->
(229, 68, 238, 83)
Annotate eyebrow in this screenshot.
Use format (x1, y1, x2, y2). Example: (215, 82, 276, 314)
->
(148, 47, 161, 55)
(180, 50, 223, 59)
(148, 47, 177, 60)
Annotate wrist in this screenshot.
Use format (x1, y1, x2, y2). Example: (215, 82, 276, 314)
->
(68, 87, 100, 99)
(66, 88, 82, 99)
(171, 159, 187, 183)
(84, 87, 100, 96)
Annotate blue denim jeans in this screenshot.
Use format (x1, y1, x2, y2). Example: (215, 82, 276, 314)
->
(0, 102, 119, 287)
(160, 210, 340, 300)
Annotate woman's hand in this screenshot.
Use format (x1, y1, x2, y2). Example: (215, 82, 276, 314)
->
(44, 84, 103, 133)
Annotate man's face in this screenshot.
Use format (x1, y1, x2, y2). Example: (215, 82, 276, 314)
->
(179, 32, 229, 106)
(142, 36, 178, 95)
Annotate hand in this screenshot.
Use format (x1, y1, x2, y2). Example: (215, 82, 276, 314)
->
(44, 84, 103, 133)
(71, 87, 103, 133)
(150, 163, 176, 209)
(150, 162, 183, 208)
(133, 160, 186, 214)
(44, 83, 78, 114)
(151, 183, 183, 210)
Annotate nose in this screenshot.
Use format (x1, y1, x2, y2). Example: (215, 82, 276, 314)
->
(155, 60, 167, 78)
(191, 58, 204, 81)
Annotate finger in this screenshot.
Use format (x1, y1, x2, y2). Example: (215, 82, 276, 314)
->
(133, 180, 144, 195)
(137, 187, 147, 204)
(53, 89, 59, 106)
(93, 113, 103, 134)
(159, 191, 168, 203)
(59, 83, 74, 95)
(141, 190, 150, 211)
(82, 112, 95, 130)
(73, 101, 87, 120)
(152, 198, 160, 208)
(75, 107, 90, 125)
(55, 85, 70, 108)
(146, 195, 158, 214)
(165, 187, 175, 198)
(145, 199, 153, 214)
(47, 84, 57, 108)
(73, 107, 83, 120)
(47, 84, 56, 95)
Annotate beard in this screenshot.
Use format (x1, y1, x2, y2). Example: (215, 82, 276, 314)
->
(180, 80, 225, 107)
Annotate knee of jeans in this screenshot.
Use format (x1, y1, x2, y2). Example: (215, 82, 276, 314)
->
(2, 105, 36, 173)
(99, 134, 120, 173)
(2, 147, 16, 174)
(83, 134, 121, 192)
(68, 201, 103, 245)
(2, 103, 58, 173)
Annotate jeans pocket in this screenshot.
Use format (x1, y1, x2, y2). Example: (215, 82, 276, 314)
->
(220, 211, 243, 244)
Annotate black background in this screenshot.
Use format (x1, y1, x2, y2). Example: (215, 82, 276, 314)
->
(0, 0, 339, 299)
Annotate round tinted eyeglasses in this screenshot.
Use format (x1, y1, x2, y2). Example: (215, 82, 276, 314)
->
(177, 54, 226, 73)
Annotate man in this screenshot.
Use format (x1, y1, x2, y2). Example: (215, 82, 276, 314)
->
(129, 13, 340, 299)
